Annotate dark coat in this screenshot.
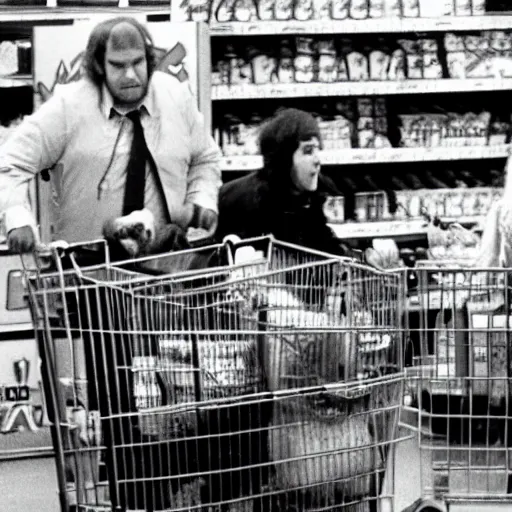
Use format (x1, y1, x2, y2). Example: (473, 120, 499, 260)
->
(216, 168, 353, 257)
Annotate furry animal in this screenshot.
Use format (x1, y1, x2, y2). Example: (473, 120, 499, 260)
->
(102, 208, 190, 259)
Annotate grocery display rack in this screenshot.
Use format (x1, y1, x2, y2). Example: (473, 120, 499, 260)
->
(208, 11, 512, 242)
(2, 11, 512, 245)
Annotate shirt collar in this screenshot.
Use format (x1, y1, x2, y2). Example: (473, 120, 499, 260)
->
(101, 80, 156, 119)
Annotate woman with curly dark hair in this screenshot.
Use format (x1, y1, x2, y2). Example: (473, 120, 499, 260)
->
(217, 107, 356, 257)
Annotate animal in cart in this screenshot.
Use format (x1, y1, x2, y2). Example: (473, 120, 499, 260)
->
(259, 286, 386, 511)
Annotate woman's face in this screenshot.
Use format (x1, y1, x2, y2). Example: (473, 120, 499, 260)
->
(290, 137, 322, 192)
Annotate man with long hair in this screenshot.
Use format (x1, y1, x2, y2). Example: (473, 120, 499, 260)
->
(0, 17, 221, 512)
(1, 16, 221, 253)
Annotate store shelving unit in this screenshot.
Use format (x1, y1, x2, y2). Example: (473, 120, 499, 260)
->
(0, 5, 170, 22)
(212, 78, 512, 100)
(223, 144, 511, 171)
(210, 15, 512, 36)
(210, 14, 512, 241)
(2, 10, 512, 246)
(0, 74, 32, 88)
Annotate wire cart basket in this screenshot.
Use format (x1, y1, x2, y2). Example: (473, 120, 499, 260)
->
(23, 235, 407, 512)
(404, 259, 512, 511)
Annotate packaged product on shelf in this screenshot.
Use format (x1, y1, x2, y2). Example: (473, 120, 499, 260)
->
(387, 48, 407, 80)
(454, 0, 472, 16)
(357, 116, 375, 147)
(211, 59, 230, 85)
(441, 115, 465, 147)
(418, 0, 452, 16)
(238, 54, 254, 84)
(336, 54, 350, 80)
(240, 114, 262, 155)
(346, 50, 370, 81)
(15, 40, 31, 76)
(294, 37, 316, 83)
(323, 196, 345, 224)
(488, 31, 512, 77)
(444, 33, 466, 79)
(374, 116, 388, 135)
(463, 112, 490, 146)
(232, 0, 259, 21)
(317, 39, 338, 82)
(382, 0, 402, 16)
(472, 0, 485, 14)
(249, 47, 276, 84)
(313, 0, 332, 19)
(225, 45, 241, 84)
(275, 42, 295, 83)
(368, 0, 384, 17)
(464, 34, 494, 79)
(369, 49, 391, 80)
(443, 190, 465, 217)
(402, 0, 420, 17)
(221, 115, 241, 156)
(274, 0, 294, 19)
(424, 190, 448, 218)
(257, 0, 275, 20)
(294, 0, 314, 20)
(357, 97, 373, 117)
(355, 191, 387, 222)
(398, 39, 422, 79)
(399, 114, 446, 147)
(406, 192, 422, 218)
(422, 39, 443, 79)
(334, 114, 353, 148)
(374, 97, 387, 117)
(350, 0, 369, 19)
(318, 117, 334, 150)
(488, 121, 508, 145)
(331, 0, 350, 19)
(0, 41, 18, 76)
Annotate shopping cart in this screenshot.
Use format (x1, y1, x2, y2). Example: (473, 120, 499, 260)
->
(23, 235, 407, 512)
(403, 259, 512, 512)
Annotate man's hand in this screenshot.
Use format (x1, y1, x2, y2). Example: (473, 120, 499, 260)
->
(7, 226, 37, 254)
(191, 204, 218, 233)
(152, 223, 190, 253)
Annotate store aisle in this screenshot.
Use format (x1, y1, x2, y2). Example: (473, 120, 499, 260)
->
(0, 457, 59, 512)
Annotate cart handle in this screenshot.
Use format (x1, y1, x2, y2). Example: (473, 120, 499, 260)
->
(31, 238, 109, 278)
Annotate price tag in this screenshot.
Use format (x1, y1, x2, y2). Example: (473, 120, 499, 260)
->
(283, 23, 308, 33)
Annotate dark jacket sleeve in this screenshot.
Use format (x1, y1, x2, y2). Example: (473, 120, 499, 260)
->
(216, 172, 267, 242)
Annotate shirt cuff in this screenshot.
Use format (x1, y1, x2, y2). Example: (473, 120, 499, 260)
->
(4, 205, 37, 234)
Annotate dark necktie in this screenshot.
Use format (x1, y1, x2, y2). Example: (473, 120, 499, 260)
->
(122, 109, 148, 216)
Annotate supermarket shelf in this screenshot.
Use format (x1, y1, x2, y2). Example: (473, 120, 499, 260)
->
(211, 15, 512, 36)
(0, 74, 33, 88)
(0, 6, 170, 22)
(329, 216, 484, 240)
(222, 145, 511, 170)
(212, 79, 512, 100)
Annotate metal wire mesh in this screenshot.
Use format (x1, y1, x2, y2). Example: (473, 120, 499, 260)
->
(24, 236, 406, 512)
(405, 263, 512, 504)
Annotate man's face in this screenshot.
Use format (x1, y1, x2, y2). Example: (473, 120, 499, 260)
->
(290, 137, 322, 192)
(104, 23, 149, 108)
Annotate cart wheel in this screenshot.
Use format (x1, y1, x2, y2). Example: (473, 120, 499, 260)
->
(401, 498, 444, 512)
